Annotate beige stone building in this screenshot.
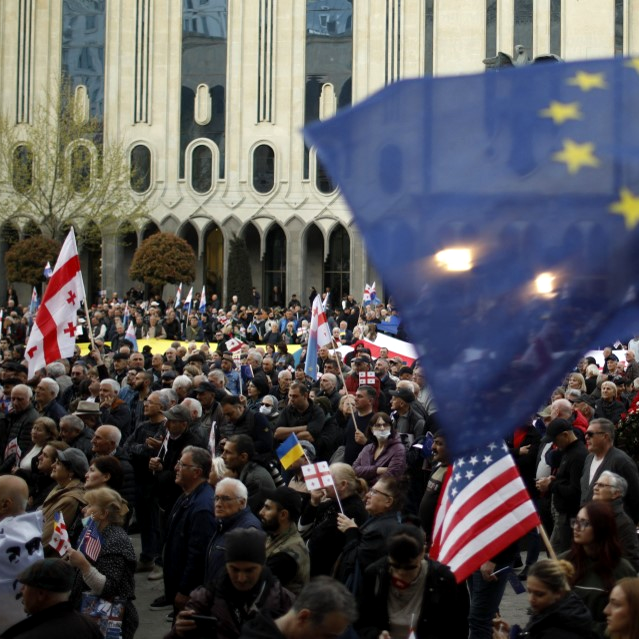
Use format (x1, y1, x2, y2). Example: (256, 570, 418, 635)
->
(0, 0, 637, 305)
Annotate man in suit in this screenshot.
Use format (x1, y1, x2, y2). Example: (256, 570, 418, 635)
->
(580, 417, 639, 522)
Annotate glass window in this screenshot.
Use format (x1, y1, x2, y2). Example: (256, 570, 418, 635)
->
(130, 145, 151, 193)
(253, 144, 275, 193)
(264, 225, 286, 302)
(324, 225, 350, 300)
(191, 144, 213, 193)
(12, 145, 33, 193)
(486, 0, 497, 59)
(71, 145, 91, 193)
(615, 0, 624, 56)
(550, 0, 561, 56)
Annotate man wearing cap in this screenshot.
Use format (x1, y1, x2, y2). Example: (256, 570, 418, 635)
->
(58, 414, 94, 459)
(344, 355, 381, 401)
(170, 528, 294, 639)
(218, 395, 273, 456)
(389, 387, 426, 447)
(221, 354, 242, 396)
(194, 381, 225, 437)
(259, 487, 310, 595)
(2, 559, 102, 638)
(535, 417, 587, 553)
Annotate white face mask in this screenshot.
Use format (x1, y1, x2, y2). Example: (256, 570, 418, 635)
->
(259, 405, 273, 416)
(374, 429, 391, 440)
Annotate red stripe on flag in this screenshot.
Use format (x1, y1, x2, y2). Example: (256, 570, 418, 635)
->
(41, 256, 81, 303)
(37, 305, 62, 362)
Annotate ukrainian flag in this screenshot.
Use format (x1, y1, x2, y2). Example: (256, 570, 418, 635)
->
(277, 434, 305, 470)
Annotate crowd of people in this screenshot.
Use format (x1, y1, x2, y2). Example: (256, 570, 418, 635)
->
(1, 287, 639, 639)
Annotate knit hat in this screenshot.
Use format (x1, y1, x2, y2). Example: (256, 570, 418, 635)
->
(224, 528, 267, 565)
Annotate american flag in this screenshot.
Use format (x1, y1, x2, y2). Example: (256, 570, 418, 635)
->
(301, 461, 334, 491)
(50, 511, 71, 556)
(429, 441, 539, 583)
(78, 517, 103, 561)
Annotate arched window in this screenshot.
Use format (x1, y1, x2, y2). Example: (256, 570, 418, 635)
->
(253, 144, 275, 193)
(324, 225, 350, 300)
(130, 145, 151, 193)
(191, 145, 213, 193)
(71, 144, 91, 193)
(12, 145, 33, 193)
(316, 157, 336, 194)
(264, 225, 286, 303)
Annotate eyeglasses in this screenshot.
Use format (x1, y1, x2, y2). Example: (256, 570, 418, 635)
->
(570, 518, 591, 530)
(215, 495, 240, 503)
(584, 431, 605, 438)
(175, 461, 199, 470)
(369, 487, 391, 498)
(593, 482, 614, 489)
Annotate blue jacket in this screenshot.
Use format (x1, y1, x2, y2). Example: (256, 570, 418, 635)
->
(203, 506, 262, 584)
(164, 481, 216, 600)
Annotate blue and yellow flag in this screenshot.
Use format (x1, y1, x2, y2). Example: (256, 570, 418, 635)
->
(277, 433, 305, 470)
(306, 56, 639, 458)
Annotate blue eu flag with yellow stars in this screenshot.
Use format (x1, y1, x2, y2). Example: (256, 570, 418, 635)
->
(305, 57, 639, 458)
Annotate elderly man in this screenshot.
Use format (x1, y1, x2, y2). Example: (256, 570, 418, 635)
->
(0, 475, 29, 521)
(317, 373, 340, 414)
(172, 375, 192, 403)
(592, 470, 639, 569)
(90, 425, 135, 507)
(389, 387, 425, 448)
(259, 486, 309, 595)
(2, 559, 102, 638)
(219, 395, 272, 455)
(99, 379, 132, 438)
(34, 378, 67, 425)
(59, 414, 94, 458)
(2, 385, 39, 462)
(153, 446, 215, 616)
(221, 354, 242, 396)
(580, 417, 639, 522)
(194, 380, 225, 437)
(203, 477, 262, 585)
(271, 369, 293, 409)
(60, 363, 88, 410)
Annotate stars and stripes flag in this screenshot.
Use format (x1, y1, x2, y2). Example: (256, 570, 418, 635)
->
(43, 261, 53, 279)
(49, 511, 71, 556)
(199, 286, 206, 313)
(25, 228, 86, 379)
(175, 282, 183, 308)
(78, 516, 103, 561)
(429, 441, 540, 583)
(304, 294, 333, 380)
(301, 461, 334, 491)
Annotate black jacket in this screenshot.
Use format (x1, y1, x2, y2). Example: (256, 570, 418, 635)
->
(550, 438, 587, 517)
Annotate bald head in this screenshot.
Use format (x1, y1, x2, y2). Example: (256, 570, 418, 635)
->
(91, 425, 122, 456)
(0, 475, 29, 520)
(551, 398, 573, 421)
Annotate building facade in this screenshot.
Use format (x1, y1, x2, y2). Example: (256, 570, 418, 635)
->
(0, 0, 637, 305)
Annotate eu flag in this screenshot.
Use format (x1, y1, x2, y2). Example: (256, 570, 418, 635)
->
(305, 57, 639, 458)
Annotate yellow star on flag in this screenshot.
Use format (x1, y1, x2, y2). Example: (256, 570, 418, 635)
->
(552, 139, 600, 174)
(539, 101, 582, 125)
(626, 59, 639, 76)
(610, 188, 639, 229)
(566, 71, 607, 92)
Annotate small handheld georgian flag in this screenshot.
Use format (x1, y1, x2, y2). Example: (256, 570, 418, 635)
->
(49, 511, 71, 556)
(301, 461, 334, 491)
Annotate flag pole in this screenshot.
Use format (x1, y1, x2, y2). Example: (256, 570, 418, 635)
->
(83, 299, 97, 352)
(538, 524, 557, 561)
(330, 337, 361, 432)
(330, 469, 345, 515)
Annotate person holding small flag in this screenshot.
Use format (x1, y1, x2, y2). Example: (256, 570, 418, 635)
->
(67, 487, 139, 639)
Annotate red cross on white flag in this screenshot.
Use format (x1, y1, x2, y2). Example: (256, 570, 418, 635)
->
(25, 228, 86, 379)
(301, 461, 334, 491)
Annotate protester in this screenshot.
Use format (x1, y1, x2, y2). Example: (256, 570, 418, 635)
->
(604, 577, 639, 639)
(66, 487, 139, 639)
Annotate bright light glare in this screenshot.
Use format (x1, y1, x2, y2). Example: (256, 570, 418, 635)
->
(435, 248, 473, 272)
(535, 272, 555, 295)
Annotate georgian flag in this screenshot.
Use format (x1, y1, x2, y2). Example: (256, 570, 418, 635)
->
(25, 229, 86, 379)
(301, 461, 334, 491)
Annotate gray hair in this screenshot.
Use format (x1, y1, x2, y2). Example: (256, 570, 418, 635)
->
(101, 378, 120, 393)
(149, 391, 170, 411)
(173, 375, 193, 392)
(292, 576, 358, 626)
(182, 445, 212, 476)
(181, 397, 202, 419)
(216, 477, 248, 502)
(247, 349, 263, 366)
(159, 388, 179, 405)
(45, 362, 66, 378)
(60, 414, 85, 433)
(600, 470, 628, 497)
(12, 384, 33, 400)
(278, 369, 292, 380)
(38, 377, 60, 398)
(209, 369, 225, 385)
(590, 417, 615, 443)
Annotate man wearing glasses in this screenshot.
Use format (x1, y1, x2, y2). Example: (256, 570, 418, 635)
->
(157, 446, 215, 618)
(580, 417, 639, 522)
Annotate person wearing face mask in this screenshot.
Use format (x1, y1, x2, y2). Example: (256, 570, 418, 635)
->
(352, 413, 407, 488)
(357, 524, 468, 639)
(258, 394, 280, 428)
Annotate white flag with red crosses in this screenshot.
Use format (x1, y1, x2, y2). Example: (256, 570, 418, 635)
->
(25, 228, 86, 379)
(301, 461, 334, 491)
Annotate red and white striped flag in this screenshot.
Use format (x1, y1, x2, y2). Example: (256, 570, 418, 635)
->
(25, 228, 85, 379)
(429, 441, 539, 583)
(301, 461, 334, 491)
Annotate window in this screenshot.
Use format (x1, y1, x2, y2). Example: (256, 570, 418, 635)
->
(71, 145, 91, 193)
(253, 144, 275, 193)
(191, 145, 213, 193)
(130, 145, 151, 193)
(324, 225, 350, 300)
(264, 225, 286, 303)
(12, 145, 33, 193)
